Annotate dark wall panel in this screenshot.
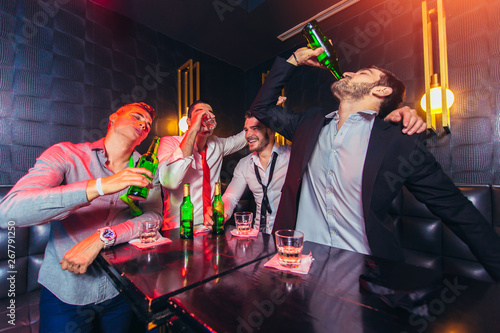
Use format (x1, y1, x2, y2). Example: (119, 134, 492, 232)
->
(244, 0, 500, 185)
(4, 0, 497, 186)
(0, 0, 245, 184)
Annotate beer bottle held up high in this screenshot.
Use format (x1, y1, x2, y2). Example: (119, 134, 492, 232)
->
(302, 20, 343, 80)
(212, 182, 224, 235)
(127, 136, 160, 201)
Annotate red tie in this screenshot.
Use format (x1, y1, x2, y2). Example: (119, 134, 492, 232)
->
(201, 148, 211, 215)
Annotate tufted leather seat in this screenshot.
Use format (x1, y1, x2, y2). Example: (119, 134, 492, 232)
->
(393, 184, 500, 282)
(0, 185, 50, 333)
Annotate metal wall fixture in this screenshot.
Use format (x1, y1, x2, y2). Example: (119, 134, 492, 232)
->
(421, 0, 454, 133)
(178, 59, 200, 135)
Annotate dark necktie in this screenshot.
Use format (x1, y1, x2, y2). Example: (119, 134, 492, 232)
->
(254, 152, 278, 233)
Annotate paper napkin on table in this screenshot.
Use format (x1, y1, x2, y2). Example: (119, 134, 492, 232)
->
(264, 252, 314, 275)
(230, 228, 259, 238)
(129, 235, 172, 249)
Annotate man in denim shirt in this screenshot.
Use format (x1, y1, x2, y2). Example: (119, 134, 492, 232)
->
(0, 102, 162, 332)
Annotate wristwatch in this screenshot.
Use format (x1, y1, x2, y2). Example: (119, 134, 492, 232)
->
(98, 227, 116, 249)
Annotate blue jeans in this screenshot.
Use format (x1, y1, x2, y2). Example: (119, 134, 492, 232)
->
(39, 287, 136, 333)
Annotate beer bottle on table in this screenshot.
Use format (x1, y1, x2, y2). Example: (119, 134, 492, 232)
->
(212, 182, 224, 235)
(302, 19, 343, 80)
(127, 136, 160, 201)
(180, 183, 194, 239)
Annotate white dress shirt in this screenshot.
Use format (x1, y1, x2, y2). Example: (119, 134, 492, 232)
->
(296, 110, 376, 254)
(223, 144, 291, 234)
(158, 131, 247, 230)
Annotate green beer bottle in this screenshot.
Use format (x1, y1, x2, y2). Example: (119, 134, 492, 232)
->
(180, 183, 194, 239)
(212, 182, 224, 235)
(127, 136, 160, 201)
(302, 20, 343, 80)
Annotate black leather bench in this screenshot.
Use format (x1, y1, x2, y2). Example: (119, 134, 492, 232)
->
(394, 184, 500, 282)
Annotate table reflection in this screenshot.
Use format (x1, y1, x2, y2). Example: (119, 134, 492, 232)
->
(98, 233, 500, 332)
(169, 241, 500, 333)
(96, 226, 276, 326)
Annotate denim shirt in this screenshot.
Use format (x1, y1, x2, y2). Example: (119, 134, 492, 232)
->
(0, 138, 163, 305)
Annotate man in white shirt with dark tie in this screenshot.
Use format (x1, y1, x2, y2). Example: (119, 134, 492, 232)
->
(204, 110, 290, 234)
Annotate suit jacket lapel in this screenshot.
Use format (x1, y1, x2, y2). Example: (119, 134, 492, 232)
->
(273, 107, 326, 232)
(362, 117, 392, 220)
(297, 107, 329, 175)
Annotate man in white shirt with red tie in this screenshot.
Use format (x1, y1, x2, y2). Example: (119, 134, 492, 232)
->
(157, 100, 247, 231)
(204, 110, 291, 234)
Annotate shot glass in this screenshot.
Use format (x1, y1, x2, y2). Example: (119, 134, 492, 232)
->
(202, 115, 217, 131)
(140, 220, 159, 243)
(275, 230, 304, 268)
(234, 212, 253, 235)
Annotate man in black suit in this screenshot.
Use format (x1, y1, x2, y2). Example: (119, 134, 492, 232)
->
(250, 46, 500, 281)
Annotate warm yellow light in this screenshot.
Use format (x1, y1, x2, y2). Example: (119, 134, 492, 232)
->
(179, 116, 188, 133)
(420, 87, 454, 114)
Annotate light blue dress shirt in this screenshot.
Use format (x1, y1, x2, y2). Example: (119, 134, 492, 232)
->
(296, 110, 376, 254)
(0, 139, 163, 305)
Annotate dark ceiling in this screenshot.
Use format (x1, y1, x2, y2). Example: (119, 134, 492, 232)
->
(89, 0, 374, 70)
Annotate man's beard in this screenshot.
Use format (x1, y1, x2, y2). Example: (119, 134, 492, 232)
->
(248, 131, 270, 153)
(331, 79, 378, 101)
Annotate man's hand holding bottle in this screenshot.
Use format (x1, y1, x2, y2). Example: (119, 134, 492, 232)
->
(203, 206, 229, 230)
(86, 167, 153, 201)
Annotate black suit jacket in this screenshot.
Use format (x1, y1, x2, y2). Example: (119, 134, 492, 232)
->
(250, 57, 500, 280)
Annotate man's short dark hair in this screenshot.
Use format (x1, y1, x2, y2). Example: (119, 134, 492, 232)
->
(116, 102, 156, 119)
(370, 66, 406, 118)
(135, 102, 156, 119)
(187, 99, 211, 118)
